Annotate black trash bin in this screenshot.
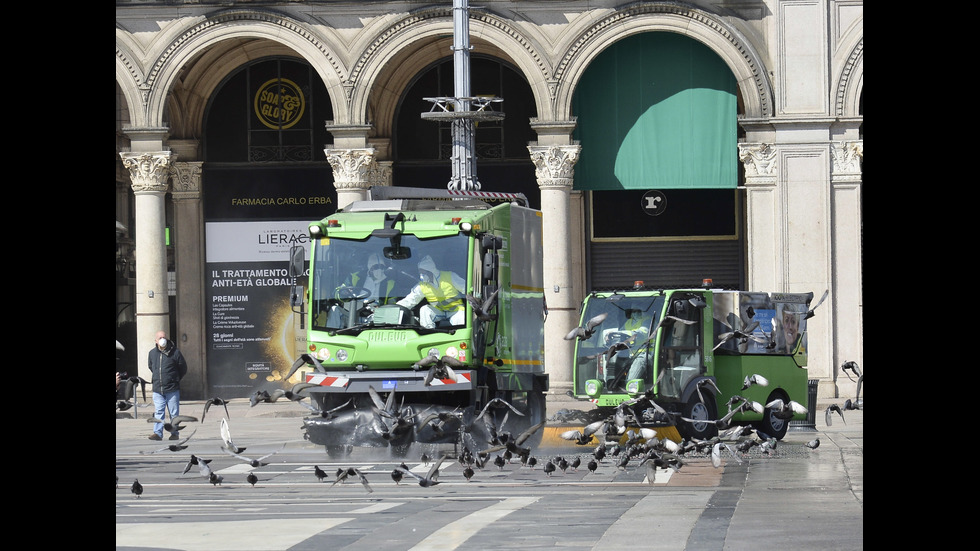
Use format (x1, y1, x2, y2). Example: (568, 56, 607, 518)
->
(788, 378, 818, 432)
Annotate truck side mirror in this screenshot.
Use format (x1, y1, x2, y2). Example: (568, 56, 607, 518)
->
(288, 245, 306, 278)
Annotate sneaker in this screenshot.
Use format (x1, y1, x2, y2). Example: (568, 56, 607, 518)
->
(148, 434, 163, 441)
(169, 433, 180, 440)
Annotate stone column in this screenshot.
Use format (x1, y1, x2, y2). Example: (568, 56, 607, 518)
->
(830, 140, 863, 399)
(120, 149, 175, 382)
(737, 143, 779, 291)
(528, 144, 580, 396)
(170, 161, 206, 400)
(324, 148, 378, 210)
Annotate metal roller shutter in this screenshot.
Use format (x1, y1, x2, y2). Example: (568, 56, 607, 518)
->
(588, 239, 742, 291)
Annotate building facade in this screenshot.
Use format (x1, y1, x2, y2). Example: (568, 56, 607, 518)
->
(116, 0, 863, 401)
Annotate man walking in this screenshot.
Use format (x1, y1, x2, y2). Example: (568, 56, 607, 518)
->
(148, 330, 187, 440)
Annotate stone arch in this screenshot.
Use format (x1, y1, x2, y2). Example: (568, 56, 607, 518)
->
(347, 6, 556, 138)
(835, 37, 863, 118)
(115, 34, 149, 128)
(132, 8, 350, 130)
(552, 3, 773, 120)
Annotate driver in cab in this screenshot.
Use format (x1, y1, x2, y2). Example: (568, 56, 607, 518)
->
(396, 255, 467, 328)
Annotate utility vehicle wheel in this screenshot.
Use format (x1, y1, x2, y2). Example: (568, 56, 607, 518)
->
(325, 445, 352, 458)
(678, 395, 718, 440)
(755, 394, 790, 440)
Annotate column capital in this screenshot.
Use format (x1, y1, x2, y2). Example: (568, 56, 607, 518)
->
(831, 140, 863, 176)
(170, 161, 203, 200)
(738, 142, 777, 185)
(528, 144, 580, 189)
(324, 147, 376, 191)
(119, 151, 176, 192)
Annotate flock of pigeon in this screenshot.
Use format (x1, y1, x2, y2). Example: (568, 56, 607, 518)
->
(121, 360, 862, 499)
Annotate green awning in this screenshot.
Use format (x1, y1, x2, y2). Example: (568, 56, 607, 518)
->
(573, 33, 737, 190)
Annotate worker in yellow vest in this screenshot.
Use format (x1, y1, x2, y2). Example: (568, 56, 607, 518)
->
(397, 255, 466, 328)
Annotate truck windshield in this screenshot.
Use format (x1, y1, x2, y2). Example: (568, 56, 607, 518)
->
(310, 233, 469, 331)
(573, 294, 665, 393)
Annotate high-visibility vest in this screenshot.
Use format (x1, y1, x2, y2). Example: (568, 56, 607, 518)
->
(421, 272, 464, 312)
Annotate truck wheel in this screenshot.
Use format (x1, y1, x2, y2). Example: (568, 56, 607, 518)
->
(678, 395, 718, 440)
(326, 445, 352, 458)
(755, 396, 789, 440)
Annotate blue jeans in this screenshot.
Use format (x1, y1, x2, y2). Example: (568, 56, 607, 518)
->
(152, 390, 181, 437)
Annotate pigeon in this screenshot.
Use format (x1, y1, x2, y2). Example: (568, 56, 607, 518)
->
(805, 438, 820, 449)
(250, 390, 272, 407)
(197, 456, 214, 478)
(223, 443, 285, 468)
(841, 361, 862, 380)
(542, 460, 556, 476)
(220, 418, 246, 454)
(124, 375, 150, 402)
(314, 465, 329, 482)
(391, 463, 408, 484)
(306, 398, 354, 419)
(331, 467, 373, 493)
(825, 404, 846, 426)
(140, 429, 197, 454)
(765, 398, 808, 420)
(463, 466, 475, 481)
(466, 288, 499, 322)
(587, 459, 598, 474)
(209, 472, 224, 486)
(180, 454, 210, 477)
(804, 289, 829, 319)
(843, 398, 860, 411)
(416, 408, 461, 437)
(714, 319, 762, 351)
(564, 312, 609, 341)
(147, 414, 199, 434)
(559, 419, 606, 445)
(283, 382, 319, 402)
(246, 472, 258, 487)
(557, 457, 569, 473)
(711, 442, 741, 468)
(116, 400, 134, 412)
(741, 373, 769, 390)
(131, 479, 143, 498)
(493, 454, 506, 470)
(415, 354, 467, 386)
(202, 397, 232, 423)
(475, 398, 525, 421)
(395, 453, 449, 487)
(695, 378, 723, 404)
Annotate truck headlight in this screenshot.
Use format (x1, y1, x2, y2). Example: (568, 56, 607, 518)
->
(585, 379, 603, 397)
(626, 379, 644, 396)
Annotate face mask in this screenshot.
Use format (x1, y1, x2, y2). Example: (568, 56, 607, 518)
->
(157, 338, 168, 348)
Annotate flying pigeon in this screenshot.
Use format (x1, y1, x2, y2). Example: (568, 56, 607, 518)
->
(395, 454, 449, 487)
(804, 289, 829, 319)
(139, 429, 197, 454)
(201, 397, 232, 423)
(825, 404, 846, 426)
(564, 312, 609, 341)
(466, 288, 499, 322)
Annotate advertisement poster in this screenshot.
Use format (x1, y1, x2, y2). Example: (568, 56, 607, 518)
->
(205, 221, 314, 397)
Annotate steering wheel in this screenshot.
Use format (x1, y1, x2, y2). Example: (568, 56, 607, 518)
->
(335, 286, 371, 301)
(605, 331, 631, 344)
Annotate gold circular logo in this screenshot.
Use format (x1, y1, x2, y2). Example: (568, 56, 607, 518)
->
(254, 78, 305, 130)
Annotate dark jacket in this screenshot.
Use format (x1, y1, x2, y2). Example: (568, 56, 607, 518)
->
(148, 340, 187, 394)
